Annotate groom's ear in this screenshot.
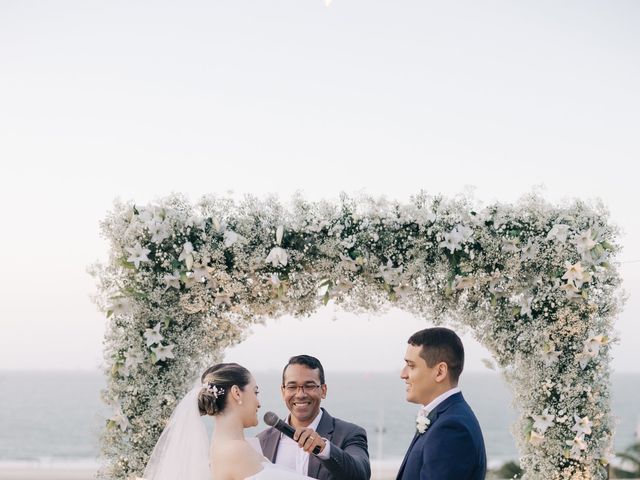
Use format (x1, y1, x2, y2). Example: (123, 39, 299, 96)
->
(434, 361, 449, 382)
(321, 384, 327, 399)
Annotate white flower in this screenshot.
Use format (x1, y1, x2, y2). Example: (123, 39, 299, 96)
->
(416, 409, 431, 434)
(265, 246, 288, 267)
(562, 262, 591, 288)
(178, 242, 195, 270)
(107, 297, 131, 316)
(529, 430, 545, 446)
(143, 323, 164, 347)
(223, 230, 243, 248)
(377, 260, 403, 285)
(163, 271, 181, 290)
(214, 292, 232, 306)
(202, 383, 224, 399)
(148, 221, 170, 243)
(191, 262, 213, 283)
(151, 343, 175, 362)
(126, 242, 151, 269)
(566, 435, 588, 459)
(559, 282, 581, 299)
(269, 273, 281, 286)
(521, 240, 540, 261)
(455, 224, 474, 242)
(121, 348, 144, 376)
(339, 254, 359, 272)
(575, 228, 597, 255)
(439, 224, 473, 253)
(138, 207, 155, 224)
(415, 208, 437, 225)
(532, 409, 555, 434)
(454, 276, 475, 290)
(276, 225, 284, 246)
(515, 294, 534, 318)
(439, 231, 459, 253)
(542, 343, 561, 365)
(109, 401, 130, 432)
(571, 415, 593, 436)
(393, 283, 413, 300)
(547, 224, 570, 242)
(575, 352, 593, 370)
(584, 334, 609, 356)
(501, 239, 519, 253)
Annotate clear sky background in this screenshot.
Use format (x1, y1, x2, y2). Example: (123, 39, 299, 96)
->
(1, 1, 638, 374)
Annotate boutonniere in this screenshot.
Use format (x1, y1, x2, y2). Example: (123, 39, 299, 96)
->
(416, 410, 431, 434)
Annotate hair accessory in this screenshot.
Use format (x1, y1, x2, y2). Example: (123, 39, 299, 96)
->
(202, 382, 224, 399)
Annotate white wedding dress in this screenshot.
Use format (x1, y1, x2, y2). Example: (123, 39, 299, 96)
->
(245, 461, 313, 480)
(142, 386, 312, 480)
(244, 438, 313, 480)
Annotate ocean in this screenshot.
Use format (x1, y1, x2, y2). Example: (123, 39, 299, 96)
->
(0, 371, 638, 469)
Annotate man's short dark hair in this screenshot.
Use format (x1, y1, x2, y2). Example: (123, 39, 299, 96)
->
(408, 327, 464, 383)
(282, 354, 325, 385)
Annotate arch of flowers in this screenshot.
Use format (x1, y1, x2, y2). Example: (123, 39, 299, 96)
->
(93, 192, 622, 479)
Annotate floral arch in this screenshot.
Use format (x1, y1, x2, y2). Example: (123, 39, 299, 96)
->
(93, 192, 622, 480)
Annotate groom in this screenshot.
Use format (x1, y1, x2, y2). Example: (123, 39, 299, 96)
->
(258, 354, 370, 480)
(397, 327, 486, 480)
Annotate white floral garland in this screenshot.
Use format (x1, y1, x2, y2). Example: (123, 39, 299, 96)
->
(92, 192, 623, 479)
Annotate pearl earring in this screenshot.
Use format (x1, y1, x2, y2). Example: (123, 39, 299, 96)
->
(238, 400, 243, 405)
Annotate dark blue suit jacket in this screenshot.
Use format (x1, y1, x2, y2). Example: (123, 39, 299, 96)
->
(396, 392, 486, 480)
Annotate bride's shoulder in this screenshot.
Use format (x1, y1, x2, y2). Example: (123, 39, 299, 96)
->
(213, 439, 262, 462)
(212, 439, 264, 480)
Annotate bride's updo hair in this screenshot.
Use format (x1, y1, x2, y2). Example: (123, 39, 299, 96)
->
(198, 363, 251, 416)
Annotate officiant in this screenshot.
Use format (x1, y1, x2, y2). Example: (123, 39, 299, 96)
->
(257, 355, 371, 480)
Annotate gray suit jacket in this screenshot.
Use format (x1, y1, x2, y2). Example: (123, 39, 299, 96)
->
(257, 408, 370, 480)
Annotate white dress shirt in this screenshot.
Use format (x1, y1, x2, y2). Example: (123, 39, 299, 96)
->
(422, 386, 461, 416)
(274, 410, 331, 475)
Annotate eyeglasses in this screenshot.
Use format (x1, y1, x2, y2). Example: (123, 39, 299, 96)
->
(283, 384, 322, 394)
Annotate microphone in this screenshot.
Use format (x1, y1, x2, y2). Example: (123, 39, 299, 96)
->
(263, 411, 322, 455)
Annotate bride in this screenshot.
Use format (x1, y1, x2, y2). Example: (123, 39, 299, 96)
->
(142, 362, 313, 480)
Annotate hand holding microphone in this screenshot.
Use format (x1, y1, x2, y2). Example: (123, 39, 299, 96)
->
(264, 411, 325, 455)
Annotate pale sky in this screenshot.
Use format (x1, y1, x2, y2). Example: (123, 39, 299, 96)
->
(0, 1, 638, 373)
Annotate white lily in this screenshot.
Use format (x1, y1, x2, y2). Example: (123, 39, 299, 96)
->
(529, 430, 545, 446)
(455, 276, 475, 290)
(126, 242, 151, 269)
(571, 415, 593, 436)
(562, 262, 591, 288)
(223, 230, 243, 248)
(265, 246, 288, 267)
(276, 225, 284, 245)
(566, 435, 588, 459)
(108, 297, 131, 316)
(191, 262, 213, 283)
(542, 343, 561, 365)
(575, 228, 597, 255)
(178, 242, 194, 270)
(546, 224, 570, 242)
(575, 352, 593, 370)
(109, 401, 130, 432)
(521, 240, 540, 261)
(148, 221, 170, 243)
(214, 292, 232, 306)
(151, 343, 175, 362)
(532, 409, 555, 434)
(143, 323, 164, 347)
(584, 334, 609, 356)
(122, 348, 144, 376)
(162, 271, 181, 290)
